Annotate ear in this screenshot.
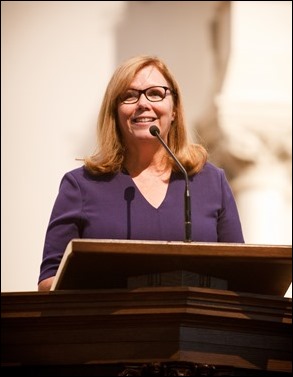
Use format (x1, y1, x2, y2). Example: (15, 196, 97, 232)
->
(172, 111, 176, 122)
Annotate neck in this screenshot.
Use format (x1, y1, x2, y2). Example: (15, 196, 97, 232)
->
(124, 145, 170, 177)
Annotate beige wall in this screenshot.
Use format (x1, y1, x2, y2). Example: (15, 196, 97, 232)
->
(2, 1, 125, 292)
(1, 1, 291, 292)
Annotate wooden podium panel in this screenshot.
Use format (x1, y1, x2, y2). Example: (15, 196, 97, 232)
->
(51, 239, 292, 296)
(1, 287, 292, 375)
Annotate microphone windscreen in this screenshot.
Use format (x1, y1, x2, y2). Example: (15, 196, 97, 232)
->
(149, 125, 160, 136)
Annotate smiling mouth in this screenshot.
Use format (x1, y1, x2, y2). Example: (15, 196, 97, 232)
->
(132, 117, 157, 124)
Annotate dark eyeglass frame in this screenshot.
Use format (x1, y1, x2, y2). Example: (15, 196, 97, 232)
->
(120, 85, 174, 104)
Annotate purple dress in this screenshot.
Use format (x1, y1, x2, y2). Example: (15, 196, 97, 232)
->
(38, 162, 244, 283)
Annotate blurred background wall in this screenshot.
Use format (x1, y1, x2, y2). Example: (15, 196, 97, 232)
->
(1, 1, 292, 293)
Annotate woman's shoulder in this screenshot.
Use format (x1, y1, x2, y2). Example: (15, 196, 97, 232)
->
(63, 165, 116, 183)
(199, 161, 225, 176)
(63, 165, 87, 179)
(190, 161, 228, 187)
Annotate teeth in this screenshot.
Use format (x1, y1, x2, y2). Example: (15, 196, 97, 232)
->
(135, 118, 154, 122)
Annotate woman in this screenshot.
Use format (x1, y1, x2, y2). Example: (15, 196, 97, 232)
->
(38, 55, 244, 291)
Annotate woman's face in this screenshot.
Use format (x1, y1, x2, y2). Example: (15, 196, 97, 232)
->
(117, 65, 175, 145)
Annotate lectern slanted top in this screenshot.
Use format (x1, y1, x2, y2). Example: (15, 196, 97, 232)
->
(51, 239, 292, 296)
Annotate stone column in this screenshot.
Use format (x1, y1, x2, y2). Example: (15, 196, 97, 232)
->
(207, 1, 292, 246)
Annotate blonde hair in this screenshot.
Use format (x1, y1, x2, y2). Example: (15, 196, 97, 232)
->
(85, 55, 207, 175)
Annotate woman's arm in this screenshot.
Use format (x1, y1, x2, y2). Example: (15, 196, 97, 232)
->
(38, 276, 55, 291)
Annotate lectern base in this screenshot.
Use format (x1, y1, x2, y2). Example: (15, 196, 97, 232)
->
(1, 362, 291, 376)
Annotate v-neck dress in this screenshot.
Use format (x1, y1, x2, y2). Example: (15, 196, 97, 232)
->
(38, 162, 244, 283)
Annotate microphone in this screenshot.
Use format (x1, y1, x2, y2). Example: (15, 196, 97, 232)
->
(149, 125, 192, 242)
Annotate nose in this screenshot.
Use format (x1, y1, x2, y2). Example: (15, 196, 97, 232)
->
(136, 92, 151, 107)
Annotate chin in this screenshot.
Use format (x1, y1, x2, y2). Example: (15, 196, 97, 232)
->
(132, 126, 152, 135)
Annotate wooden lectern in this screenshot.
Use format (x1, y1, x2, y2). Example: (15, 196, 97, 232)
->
(1, 239, 292, 376)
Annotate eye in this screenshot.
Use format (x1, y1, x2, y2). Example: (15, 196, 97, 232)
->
(120, 90, 139, 103)
(146, 87, 165, 100)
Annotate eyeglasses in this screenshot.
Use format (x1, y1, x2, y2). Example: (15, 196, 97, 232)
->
(120, 86, 174, 104)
